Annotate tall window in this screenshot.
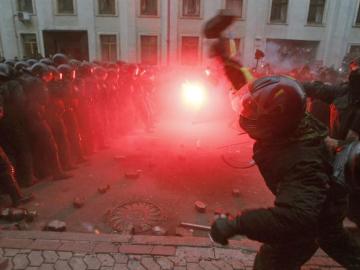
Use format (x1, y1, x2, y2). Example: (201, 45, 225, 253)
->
(182, 0, 200, 18)
(225, 0, 243, 18)
(307, 0, 326, 24)
(98, 0, 115, 15)
(17, 0, 33, 13)
(181, 36, 199, 65)
(21, 34, 38, 58)
(57, 0, 74, 14)
(270, 0, 288, 23)
(100, 35, 117, 62)
(140, 0, 158, 16)
(140, 35, 158, 65)
(356, 4, 360, 25)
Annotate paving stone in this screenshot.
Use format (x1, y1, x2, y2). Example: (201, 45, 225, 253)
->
(128, 260, 146, 270)
(39, 264, 55, 270)
(57, 252, 72, 260)
(69, 257, 87, 270)
(2, 259, 12, 270)
(24, 267, 38, 270)
(93, 242, 117, 253)
(84, 254, 101, 269)
(19, 249, 31, 254)
(155, 257, 173, 270)
(0, 239, 33, 249)
(100, 267, 113, 270)
(151, 246, 176, 256)
(28, 251, 44, 266)
(194, 201, 207, 213)
(173, 267, 186, 270)
(212, 260, 233, 270)
(119, 245, 153, 255)
(141, 257, 160, 270)
(13, 253, 29, 269)
(30, 240, 61, 251)
(73, 253, 87, 257)
(58, 241, 93, 253)
(97, 254, 115, 267)
(199, 260, 219, 270)
(54, 260, 71, 270)
(168, 256, 186, 266)
(45, 220, 66, 232)
(114, 264, 129, 270)
(112, 254, 129, 264)
(43, 251, 58, 263)
(228, 259, 246, 270)
(176, 247, 214, 260)
(4, 248, 19, 256)
(187, 263, 203, 270)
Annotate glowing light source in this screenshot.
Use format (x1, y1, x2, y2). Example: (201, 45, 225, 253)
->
(181, 81, 206, 110)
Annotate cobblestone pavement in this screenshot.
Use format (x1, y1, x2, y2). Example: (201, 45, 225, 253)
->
(0, 231, 344, 269)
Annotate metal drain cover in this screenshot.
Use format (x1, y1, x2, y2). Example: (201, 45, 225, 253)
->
(106, 201, 164, 233)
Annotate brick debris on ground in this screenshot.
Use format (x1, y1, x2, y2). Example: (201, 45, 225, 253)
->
(0, 231, 344, 269)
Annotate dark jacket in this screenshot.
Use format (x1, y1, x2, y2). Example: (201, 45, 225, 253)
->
(303, 81, 360, 140)
(235, 114, 342, 244)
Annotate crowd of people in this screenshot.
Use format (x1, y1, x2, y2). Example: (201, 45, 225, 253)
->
(0, 54, 157, 207)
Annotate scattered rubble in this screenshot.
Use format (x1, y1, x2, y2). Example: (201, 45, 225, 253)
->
(125, 172, 140, 179)
(9, 208, 28, 222)
(152, 226, 167, 236)
(25, 210, 38, 222)
(44, 220, 66, 232)
(98, 185, 110, 194)
(194, 201, 207, 213)
(73, 197, 85, 208)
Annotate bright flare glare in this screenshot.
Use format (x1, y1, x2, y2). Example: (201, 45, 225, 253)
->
(181, 81, 206, 110)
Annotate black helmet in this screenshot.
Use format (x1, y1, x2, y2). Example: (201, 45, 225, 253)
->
(52, 53, 69, 66)
(238, 76, 306, 140)
(40, 58, 54, 66)
(14, 61, 29, 71)
(48, 65, 61, 81)
(26, 59, 38, 66)
(4, 60, 15, 67)
(78, 62, 93, 77)
(58, 64, 75, 80)
(30, 63, 53, 82)
(69, 59, 81, 70)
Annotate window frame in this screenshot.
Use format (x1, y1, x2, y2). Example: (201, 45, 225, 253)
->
(224, 0, 245, 20)
(179, 0, 203, 19)
(138, 0, 160, 18)
(138, 33, 160, 65)
(179, 34, 202, 66)
(98, 33, 119, 62)
(268, 0, 289, 24)
(20, 32, 39, 58)
(354, 1, 360, 26)
(306, 0, 326, 25)
(348, 44, 360, 55)
(54, 0, 77, 16)
(16, 0, 35, 14)
(96, 0, 118, 16)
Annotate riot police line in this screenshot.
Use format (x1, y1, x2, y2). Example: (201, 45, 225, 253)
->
(0, 54, 156, 207)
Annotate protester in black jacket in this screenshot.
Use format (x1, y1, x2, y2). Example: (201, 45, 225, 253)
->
(210, 76, 360, 269)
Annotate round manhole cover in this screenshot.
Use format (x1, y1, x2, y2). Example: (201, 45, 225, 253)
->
(105, 201, 164, 233)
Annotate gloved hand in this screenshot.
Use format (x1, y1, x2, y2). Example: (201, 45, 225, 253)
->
(210, 215, 239, 245)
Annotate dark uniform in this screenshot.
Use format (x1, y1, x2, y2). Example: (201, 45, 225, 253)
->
(0, 80, 36, 187)
(303, 80, 360, 227)
(210, 76, 360, 270)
